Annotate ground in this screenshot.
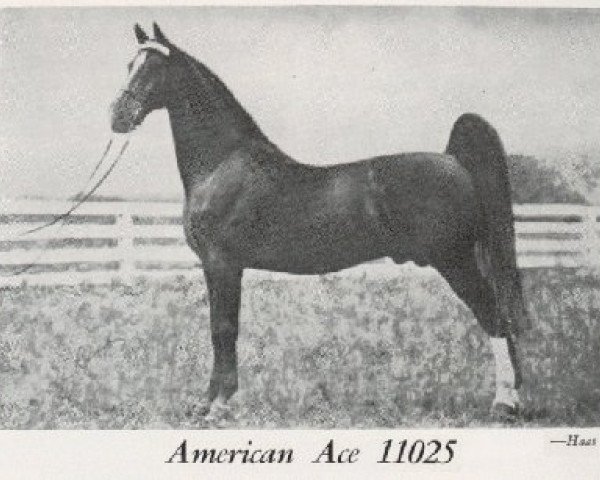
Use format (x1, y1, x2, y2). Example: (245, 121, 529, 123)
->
(0, 267, 598, 429)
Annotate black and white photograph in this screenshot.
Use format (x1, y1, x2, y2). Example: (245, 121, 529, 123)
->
(0, 4, 599, 442)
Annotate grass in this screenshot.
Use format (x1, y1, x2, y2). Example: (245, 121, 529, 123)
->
(0, 267, 598, 429)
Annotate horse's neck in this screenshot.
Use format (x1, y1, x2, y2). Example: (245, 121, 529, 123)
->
(166, 54, 268, 193)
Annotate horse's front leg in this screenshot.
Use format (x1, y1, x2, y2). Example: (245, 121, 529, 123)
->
(200, 261, 242, 419)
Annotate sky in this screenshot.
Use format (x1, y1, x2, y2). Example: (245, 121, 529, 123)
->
(1, 6, 600, 200)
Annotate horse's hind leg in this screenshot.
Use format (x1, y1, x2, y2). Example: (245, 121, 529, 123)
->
(435, 255, 522, 417)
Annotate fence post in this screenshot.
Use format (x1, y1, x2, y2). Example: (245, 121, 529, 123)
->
(582, 206, 600, 268)
(117, 209, 136, 282)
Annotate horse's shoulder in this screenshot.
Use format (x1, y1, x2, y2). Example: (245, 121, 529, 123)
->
(187, 163, 244, 217)
(186, 147, 273, 216)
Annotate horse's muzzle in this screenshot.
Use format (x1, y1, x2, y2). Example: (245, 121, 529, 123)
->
(111, 117, 135, 134)
(110, 93, 143, 133)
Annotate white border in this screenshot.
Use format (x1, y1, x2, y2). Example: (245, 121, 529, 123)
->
(0, 0, 599, 8)
(0, 2, 598, 479)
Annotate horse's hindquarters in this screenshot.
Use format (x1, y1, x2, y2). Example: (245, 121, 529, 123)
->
(371, 153, 478, 265)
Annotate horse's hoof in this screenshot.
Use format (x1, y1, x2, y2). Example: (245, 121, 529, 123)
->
(491, 402, 521, 422)
(185, 399, 212, 418)
(205, 398, 232, 425)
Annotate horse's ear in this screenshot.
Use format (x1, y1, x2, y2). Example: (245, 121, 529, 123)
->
(152, 22, 169, 44)
(134, 23, 149, 44)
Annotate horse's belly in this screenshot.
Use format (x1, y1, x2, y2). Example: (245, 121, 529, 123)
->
(248, 243, 384, 274)
(242, 214, 387, 274)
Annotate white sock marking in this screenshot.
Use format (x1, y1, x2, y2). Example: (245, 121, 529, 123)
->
(490, 337, 520, 407)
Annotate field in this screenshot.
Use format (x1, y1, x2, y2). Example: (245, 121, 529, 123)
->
(0, 266, 599, 429)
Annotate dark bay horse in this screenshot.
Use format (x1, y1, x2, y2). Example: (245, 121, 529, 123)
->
(111, 23, 528, 421)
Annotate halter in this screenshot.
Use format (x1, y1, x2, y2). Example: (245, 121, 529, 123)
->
(139, 40, 170, 57)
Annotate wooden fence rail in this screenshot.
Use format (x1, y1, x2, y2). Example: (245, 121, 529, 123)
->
(1, 200, 599, 287)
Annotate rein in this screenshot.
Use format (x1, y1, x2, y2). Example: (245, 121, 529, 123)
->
(24, 138, 130, 235)
(4, 137, 130, 277)
(87, 137, 113, 181)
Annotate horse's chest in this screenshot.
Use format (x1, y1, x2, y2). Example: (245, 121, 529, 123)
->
(184, 184, 231, 245)
(183, 178, 254, 254)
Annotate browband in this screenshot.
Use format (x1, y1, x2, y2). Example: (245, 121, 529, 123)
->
(139, 41, 170, 57)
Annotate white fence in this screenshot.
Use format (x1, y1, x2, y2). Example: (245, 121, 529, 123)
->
(0, 199, 599, 287)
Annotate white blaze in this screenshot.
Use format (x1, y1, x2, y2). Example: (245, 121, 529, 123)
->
(125, 50, 148, 86)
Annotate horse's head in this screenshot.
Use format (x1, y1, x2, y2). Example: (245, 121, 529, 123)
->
(111, 23, 172, 133)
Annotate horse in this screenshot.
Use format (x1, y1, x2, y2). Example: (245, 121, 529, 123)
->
(110, 23, 528, 422)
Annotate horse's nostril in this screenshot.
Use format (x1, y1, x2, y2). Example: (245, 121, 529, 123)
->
(111, 116, 133, 134)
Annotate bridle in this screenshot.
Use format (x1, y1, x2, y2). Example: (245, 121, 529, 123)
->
(4, 41, 173, 278)
(117, 41, 171, 106)
(139, 40, 170, 57)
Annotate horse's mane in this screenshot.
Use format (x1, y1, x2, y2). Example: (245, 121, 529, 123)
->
(171, 45, 266, 141)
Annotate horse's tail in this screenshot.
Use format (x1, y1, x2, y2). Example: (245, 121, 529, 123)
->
(446, 113, 529, 336)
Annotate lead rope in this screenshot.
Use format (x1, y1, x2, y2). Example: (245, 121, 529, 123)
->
(4, 136, 130, 277)
(24, 137, 129, 235)
(87, 137, 114, 182)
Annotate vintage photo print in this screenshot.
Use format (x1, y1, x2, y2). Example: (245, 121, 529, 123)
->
(0, 5, 599, 436)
